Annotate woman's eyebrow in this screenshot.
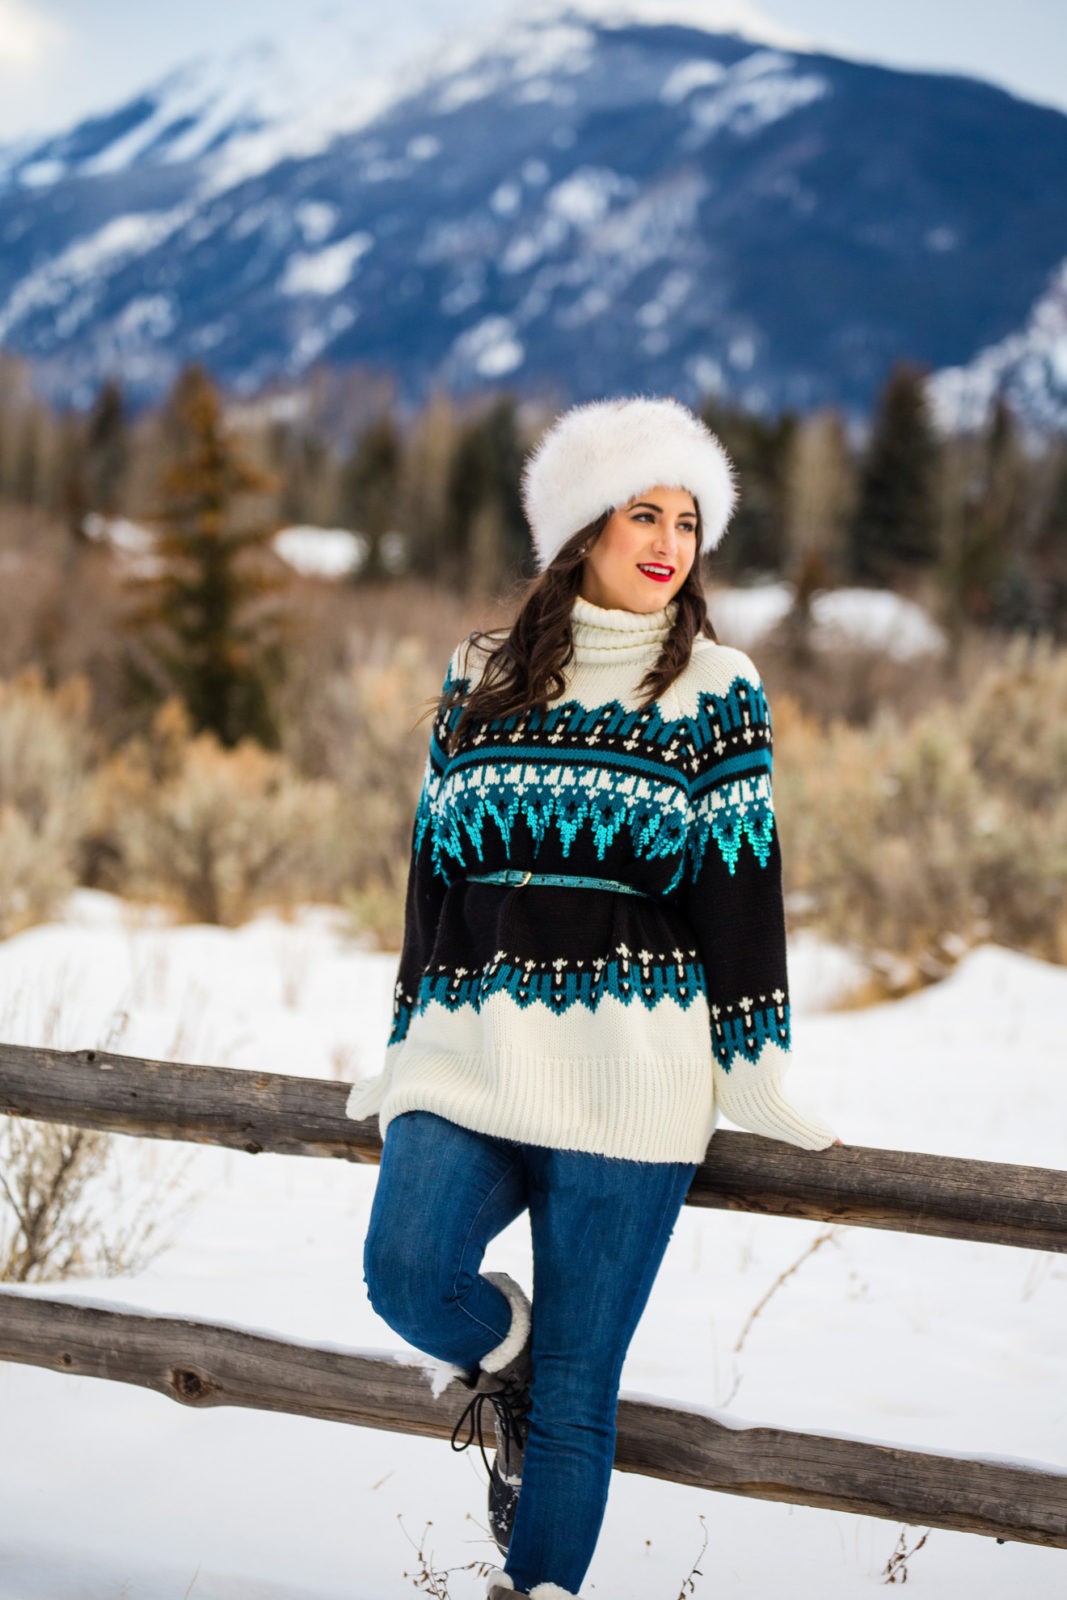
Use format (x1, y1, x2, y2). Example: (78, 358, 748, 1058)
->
(631, 500, 696, 517)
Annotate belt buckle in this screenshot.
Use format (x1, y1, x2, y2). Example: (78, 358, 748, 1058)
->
(519, 869, 533, 886)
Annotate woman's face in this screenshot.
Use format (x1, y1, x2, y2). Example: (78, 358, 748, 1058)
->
(578, 484, 698, 613)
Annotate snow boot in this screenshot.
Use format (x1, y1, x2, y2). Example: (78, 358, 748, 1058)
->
(486, 1575, 529, 1600)
(450, 1270, 533, 1554)
(486, 1573, 583, 1599)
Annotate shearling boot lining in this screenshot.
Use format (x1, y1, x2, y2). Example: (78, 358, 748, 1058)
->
(479, 1270, 532, 1375)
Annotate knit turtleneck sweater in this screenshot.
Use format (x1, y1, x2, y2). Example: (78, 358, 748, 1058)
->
(345, 591, 839, 1163)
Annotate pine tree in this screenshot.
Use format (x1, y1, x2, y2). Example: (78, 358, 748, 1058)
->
(444, 394, 528, 592)
(849, 362, 941, 586)
(941, 396, 1025, 630)
(122, 363, 292, 749)
(698, 397, 794, 578)
(85, 378, 129, 521)
(57, 409, 90, 541)
(337, 409, 402, 582)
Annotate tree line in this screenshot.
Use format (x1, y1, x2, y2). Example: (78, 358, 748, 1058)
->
(0, 350, 1064, 752)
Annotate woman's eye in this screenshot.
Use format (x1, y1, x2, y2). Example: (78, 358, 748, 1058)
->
(631, 511, 696, 531)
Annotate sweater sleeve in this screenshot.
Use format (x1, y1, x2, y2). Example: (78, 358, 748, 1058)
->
(344, 643, 463, 1124)
(676, 650, 839, 1151)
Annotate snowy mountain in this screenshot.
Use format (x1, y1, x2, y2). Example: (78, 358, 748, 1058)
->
(1, 0, 1066, 430)
(928, 255, 1067, 437)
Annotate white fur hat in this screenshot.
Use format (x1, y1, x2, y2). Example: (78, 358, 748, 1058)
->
(520, 394, 739, 571)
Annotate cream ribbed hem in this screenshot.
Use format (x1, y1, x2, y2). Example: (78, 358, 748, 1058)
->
(346, 1030, 837, 1158)
(376, 1041, 718, 1163)
(713, 1074, 838, 1149)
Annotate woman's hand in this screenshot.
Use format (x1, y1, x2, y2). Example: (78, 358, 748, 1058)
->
(831, 1137, 843, 1145)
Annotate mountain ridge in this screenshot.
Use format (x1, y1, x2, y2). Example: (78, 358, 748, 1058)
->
(1, 2, 1064, 434)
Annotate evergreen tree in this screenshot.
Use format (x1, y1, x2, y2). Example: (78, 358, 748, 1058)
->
(270, 416, 334, 527)
(444, 394, 528, 592)
(849, 362, 941, 586)
(85, 378, 129, 521)
(941, 396, 1025, 629)
(698, 396, 794, 578)
(338, 409, 402, 582)
(56, 409, 90, 541)
(122, 363, 292, 749)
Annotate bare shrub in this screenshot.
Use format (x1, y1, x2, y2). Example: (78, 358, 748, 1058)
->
(0, 1117, 194, 1283)
(0, 1002, 198, 1284)
(94, 696, 340, 924)
(962, 635, 1067, 962)
(282, 633, 448, 948)
(0, 667, 96, 936)
(775, 635, 1067, 986)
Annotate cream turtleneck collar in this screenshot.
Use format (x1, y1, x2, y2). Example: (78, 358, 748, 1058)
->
(569, 591, 678, 664)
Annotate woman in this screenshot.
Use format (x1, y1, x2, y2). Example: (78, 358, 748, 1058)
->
(346, 395, 843, 1600)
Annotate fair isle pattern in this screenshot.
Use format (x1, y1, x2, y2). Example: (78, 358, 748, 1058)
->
(392, 658, 791, 1073)
(393, 947, 789, 1072)
(416, 671, 775, 890)
(425, 761, 691, 888)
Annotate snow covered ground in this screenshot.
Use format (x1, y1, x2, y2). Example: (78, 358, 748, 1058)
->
(708, 580, 947, 660)
(0, 890, 1063, 1598)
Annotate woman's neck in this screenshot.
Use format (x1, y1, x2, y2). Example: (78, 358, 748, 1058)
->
(569, 591, 678, 664)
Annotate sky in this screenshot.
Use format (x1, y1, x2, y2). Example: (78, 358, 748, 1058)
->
(0, 0, 1065, 145)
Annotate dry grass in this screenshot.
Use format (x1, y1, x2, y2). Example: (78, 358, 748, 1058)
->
(881, 1525, 931, 1583)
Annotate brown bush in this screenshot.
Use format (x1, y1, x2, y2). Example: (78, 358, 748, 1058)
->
(774, 634, 1067, 991)
(0, 668, 96, 936)
(94, 696, 340, 924)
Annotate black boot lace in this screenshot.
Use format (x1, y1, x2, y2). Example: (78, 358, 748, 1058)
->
(449, 1372, 532, 1478)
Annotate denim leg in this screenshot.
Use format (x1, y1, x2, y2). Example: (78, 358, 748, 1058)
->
(363, 1110, 530, 1371)
(504, 1149, 697, 1594)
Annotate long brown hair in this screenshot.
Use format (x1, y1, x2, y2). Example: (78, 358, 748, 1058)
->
(419, 502, 720, 757)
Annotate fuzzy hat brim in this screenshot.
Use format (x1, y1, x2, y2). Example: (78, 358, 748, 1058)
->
(520, 394, 738, 571)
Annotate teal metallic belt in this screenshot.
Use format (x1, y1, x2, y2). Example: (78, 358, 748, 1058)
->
(465, 868, 648, 897)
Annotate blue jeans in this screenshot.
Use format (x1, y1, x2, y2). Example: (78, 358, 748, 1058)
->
(362, 1109, 698, 1594)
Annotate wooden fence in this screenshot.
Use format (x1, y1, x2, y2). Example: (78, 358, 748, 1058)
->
(1, 1041, 1065, 1550)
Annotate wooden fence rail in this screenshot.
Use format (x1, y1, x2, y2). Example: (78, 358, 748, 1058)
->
(2, 1041, 1066, 1250)
(1, 1040, 1065, 1550)
(0, 1291, 1063, 1548)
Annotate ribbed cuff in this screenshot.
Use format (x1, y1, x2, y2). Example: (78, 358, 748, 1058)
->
(344, 1071, 388, 1122)
(714, 1076, 839, 1150)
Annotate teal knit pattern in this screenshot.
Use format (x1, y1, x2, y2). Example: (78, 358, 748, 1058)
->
(404, 663, 786, 1072)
